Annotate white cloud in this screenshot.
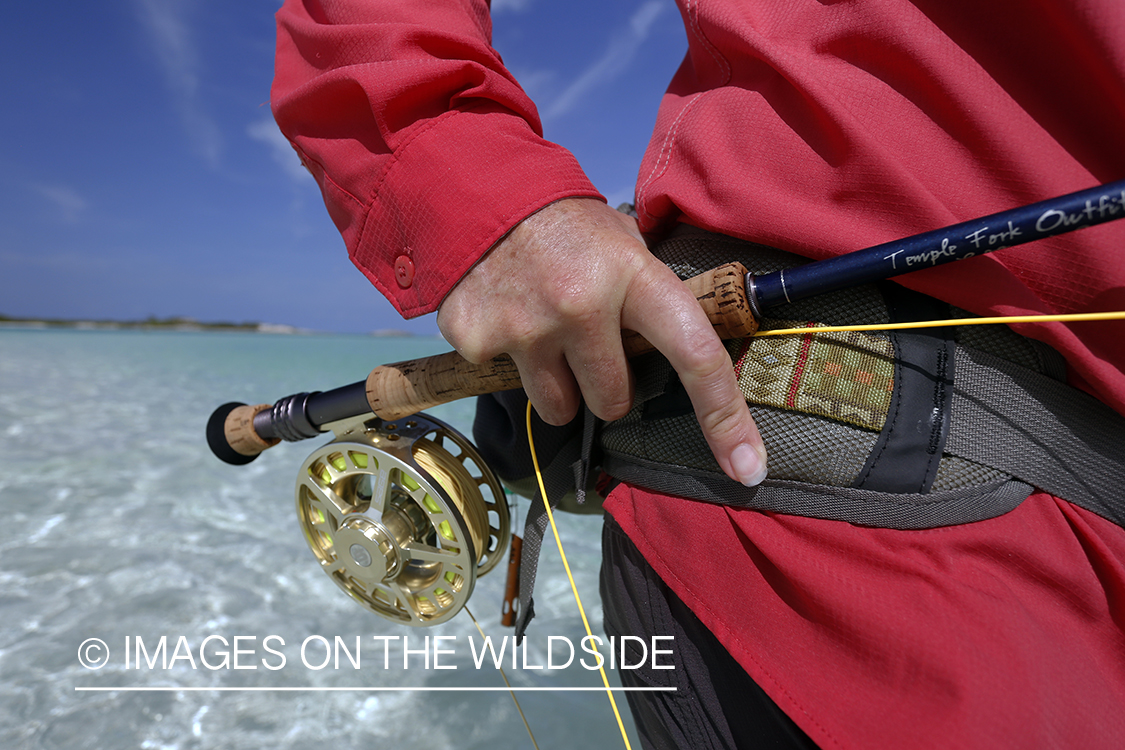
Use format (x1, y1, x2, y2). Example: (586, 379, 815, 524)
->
(247, 117, 309, 182)
(541, 0, 669, 122)
(33, 184, 88, 223)
(132, 0, 223, 168)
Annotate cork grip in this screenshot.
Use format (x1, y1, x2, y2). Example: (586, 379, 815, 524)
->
(368, 262, 758, 419)
(686, 261, 759, 340)
(367, 351, 523, 421)
(621, 261, 758, 356)
(208, 401, 279, 465)
(226, 404, 278, 456)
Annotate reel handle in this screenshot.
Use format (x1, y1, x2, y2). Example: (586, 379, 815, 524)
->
(208, 262, 757, 464)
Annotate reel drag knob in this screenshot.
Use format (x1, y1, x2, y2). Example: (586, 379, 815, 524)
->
(294, 415, 509, 626)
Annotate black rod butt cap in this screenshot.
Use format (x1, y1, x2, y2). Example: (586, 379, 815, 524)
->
(207, 402, 259, 466)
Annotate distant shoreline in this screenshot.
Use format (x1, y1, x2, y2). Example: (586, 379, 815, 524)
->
(0, 315, 421, 337)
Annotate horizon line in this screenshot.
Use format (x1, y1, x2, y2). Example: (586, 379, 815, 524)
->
(75, 686, 675, 692)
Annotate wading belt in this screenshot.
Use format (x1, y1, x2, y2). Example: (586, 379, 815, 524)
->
(473, 227, 1125, 636)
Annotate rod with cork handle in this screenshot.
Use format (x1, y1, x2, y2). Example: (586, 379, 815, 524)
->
(206, 262, 755, 465)
(207, 178, 1125, 466)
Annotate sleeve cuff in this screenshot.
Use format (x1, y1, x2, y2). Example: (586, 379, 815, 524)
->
(347, 105, 603, 318)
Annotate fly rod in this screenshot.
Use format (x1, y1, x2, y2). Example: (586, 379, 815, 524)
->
(208, 179, 1125, 465)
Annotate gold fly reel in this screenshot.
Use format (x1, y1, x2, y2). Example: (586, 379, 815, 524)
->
(295, 413, 510, 626)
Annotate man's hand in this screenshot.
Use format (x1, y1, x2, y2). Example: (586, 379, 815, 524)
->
(437, 198, 768, 486)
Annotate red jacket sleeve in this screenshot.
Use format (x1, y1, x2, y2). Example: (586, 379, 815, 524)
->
(271, 0, 603, 318)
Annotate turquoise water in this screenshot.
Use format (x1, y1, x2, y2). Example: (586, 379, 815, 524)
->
(0, 329, 635, 749)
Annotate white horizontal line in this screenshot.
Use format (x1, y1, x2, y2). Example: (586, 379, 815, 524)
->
(75, 686, 675, 693)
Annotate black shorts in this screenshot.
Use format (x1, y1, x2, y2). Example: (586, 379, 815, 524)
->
(600, 513, 820, 750)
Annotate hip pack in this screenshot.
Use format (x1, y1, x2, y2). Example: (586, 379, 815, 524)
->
(601, 227, 1125, 530)
(474, 227, 1125, 634)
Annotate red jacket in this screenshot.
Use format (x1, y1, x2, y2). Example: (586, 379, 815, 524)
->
(273, 1, 1125, 746)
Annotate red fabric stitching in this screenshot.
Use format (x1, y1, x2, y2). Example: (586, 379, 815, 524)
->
(785, 322, 818, 409)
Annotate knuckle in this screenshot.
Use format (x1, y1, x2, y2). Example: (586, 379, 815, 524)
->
(445, 330, 497, 364)
(457, 342, 490, 364)
(679, 336, 732, 380)
(571, 352, 634, 421)
(441, 310, 536, 365)
(531, 390, 579, 426)
(518, 357, 580, 426)
(440, 318, 487, 362)
(589, 388, 634, 422)
(553, 288, 603, 328)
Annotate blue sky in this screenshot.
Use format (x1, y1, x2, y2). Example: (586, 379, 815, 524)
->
(0, 1, 686, 335)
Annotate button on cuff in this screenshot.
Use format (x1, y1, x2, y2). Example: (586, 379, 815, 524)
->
(394, 255, 415, 288)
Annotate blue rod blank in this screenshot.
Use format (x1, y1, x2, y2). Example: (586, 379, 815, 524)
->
(751, 179, 1125, 311)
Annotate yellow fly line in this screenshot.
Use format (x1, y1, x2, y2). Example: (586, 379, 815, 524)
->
(526, 401, 635, 750)
(753, 311, 1125, 336)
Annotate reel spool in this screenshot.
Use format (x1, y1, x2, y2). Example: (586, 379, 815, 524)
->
(295, 413, 510, 626)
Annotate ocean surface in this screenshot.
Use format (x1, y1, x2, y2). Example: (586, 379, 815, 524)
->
(0, 329, 638, 749)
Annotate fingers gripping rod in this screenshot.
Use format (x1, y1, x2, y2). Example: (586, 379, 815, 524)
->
(207, 263, 756, 465)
